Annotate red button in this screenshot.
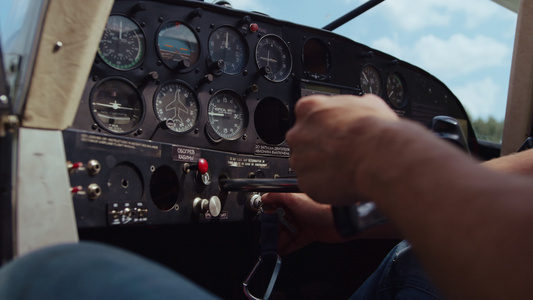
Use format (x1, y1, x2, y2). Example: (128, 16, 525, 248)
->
(250, 23, 259, 33)
(198, 158, 209, 174)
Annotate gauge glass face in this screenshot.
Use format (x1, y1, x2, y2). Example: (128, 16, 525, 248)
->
(98, 15, 145, 70)
(387, 73, 406, 108)
(360, 65, 382, 96)
(90, 78, 144, 134)
(254, 97, 289, 145)
(207, 90, 247, 140)
(154, 81, 199, 133)
(303, 38, 331, 75)
(255, 34, 292, 82)
(157, 21, 200, 69)
(208, 26, 248, 75)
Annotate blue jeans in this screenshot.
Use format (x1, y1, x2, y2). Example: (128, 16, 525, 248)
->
(0, 242, 220, 300)
(350, 240, 444, 300)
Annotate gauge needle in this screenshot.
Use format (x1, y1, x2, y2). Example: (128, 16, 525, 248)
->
(209, 112, 226, 117)
(260, 52, 278, 64)
(362, 72, 369, 83)
(225, 32, 229, 49)
(119, 19, 123, 40)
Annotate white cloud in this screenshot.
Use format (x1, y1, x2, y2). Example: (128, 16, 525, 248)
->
(380, 0, 505, 31)
(451, 77, 504, 120)
(371, 34, 510, 79)
(414, 34, 509, 76)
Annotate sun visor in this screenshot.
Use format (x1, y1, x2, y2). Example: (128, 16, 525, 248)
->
(22, 0, 113, 130)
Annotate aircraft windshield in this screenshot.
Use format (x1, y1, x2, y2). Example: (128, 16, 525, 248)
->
(0, 0, 48, 114)
(233, 0, 518, 143)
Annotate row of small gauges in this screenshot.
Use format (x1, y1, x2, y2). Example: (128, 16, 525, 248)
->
(98, 14, 295, 82)
(359, 64, 407, 109)
(90, 76, 289, 145)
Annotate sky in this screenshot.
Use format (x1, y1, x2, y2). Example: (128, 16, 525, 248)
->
(229, 0, 518, 122)
(0, 0, 517, 122)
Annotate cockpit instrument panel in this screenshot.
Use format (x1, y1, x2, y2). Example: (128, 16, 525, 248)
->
(66, 0, 476, 229)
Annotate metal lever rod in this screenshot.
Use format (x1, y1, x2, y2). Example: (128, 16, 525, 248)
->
(219, 178, 300, 193)
(322, 0, 385, 31)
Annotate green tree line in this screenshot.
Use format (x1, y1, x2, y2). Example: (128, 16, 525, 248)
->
(471, 117, 504, 143)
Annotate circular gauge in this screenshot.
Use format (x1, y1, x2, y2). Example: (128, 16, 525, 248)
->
(254, 97, 290, 145)
(98, 15, 146, 70)
(303, 38, 331, 76)
(208, 26, 248, 75)
(386, 73, 406, 108)
(157, 21, 200, 70)
(207, 90, 248, 140)
(90, 77, 145, 134)
(154, 81, 199, 133)
(255, 34, 292, 82)
(360, 65, 382, 96)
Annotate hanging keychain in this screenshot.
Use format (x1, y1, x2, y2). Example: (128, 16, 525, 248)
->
(243, 203, 298, 300)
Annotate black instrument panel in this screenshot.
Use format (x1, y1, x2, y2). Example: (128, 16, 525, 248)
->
(66, 0, 476, 228)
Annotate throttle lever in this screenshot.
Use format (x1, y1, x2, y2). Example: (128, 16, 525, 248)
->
(219, 178, 300, 193)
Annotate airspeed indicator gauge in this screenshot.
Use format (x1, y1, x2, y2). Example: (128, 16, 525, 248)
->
(255, 34, 292, 82)
(360, 65, 382, 96)
(386, 73, 406, 108)
(154, 81, 199, 133)
(207, 90, 248, 140)
(98, 15, 146, 70)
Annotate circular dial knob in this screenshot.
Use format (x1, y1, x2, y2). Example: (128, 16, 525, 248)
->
(193, 196, 221, 217)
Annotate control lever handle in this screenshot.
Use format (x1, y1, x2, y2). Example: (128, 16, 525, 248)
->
(219, 177, 382, 235)
(431, 115, 470, 154)
(219, 178, 300, 193)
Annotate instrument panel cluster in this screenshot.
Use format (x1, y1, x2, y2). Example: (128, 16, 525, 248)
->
(66, 0, 475, 228)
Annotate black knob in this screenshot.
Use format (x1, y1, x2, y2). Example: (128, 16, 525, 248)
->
(210, 59, 225, 74)
(189, 8, 204, 19)
(260, 65, 272, 76)
(131, 2, 147, 14)
(178, 59, 191, 70)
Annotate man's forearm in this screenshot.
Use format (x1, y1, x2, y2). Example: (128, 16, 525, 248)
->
(359, 120, 533, 300)
(482, 148, 533, 175)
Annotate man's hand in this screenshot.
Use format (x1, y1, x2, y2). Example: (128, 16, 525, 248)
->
(260, 193, 347, 255)
(286, 94, 399, 205)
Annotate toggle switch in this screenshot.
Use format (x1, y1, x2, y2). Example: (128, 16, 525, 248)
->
(67, 161, 84, 173)
(70, 185, 84, 195)
(183, 158, 209, 174)
(183, 158, 211, 186)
